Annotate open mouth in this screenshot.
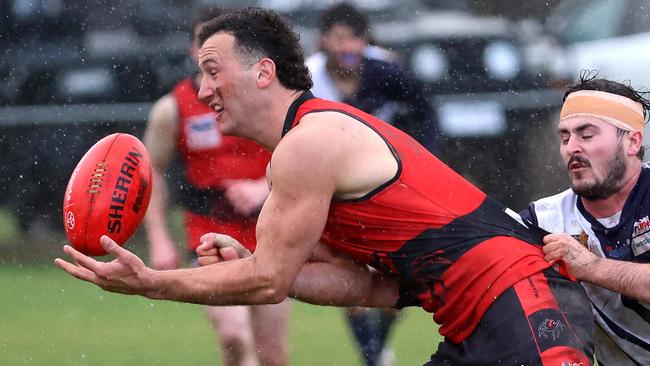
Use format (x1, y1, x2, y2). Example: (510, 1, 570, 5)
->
(567, 156, 590, 171)
(569, 162, 586, 170)
(210, 102, 224, 121)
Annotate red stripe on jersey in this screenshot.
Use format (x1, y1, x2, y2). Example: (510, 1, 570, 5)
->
(513, 270, 560, 316)
(540, 346, 591, 366)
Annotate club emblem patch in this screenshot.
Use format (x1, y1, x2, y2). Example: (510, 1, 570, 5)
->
(538, 318, 564, 341)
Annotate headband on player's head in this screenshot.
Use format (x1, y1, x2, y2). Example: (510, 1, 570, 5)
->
(560, 90, 644, 134)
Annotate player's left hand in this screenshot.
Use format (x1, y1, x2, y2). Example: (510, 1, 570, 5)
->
(223, 178, 269, 216)
(196, 233, 252, 266)
(54, 235, 156, 296)
(543, 233, 598, 280)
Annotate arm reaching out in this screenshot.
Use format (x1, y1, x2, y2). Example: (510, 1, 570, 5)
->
(544, 233, 650, 303)
(54, 111, 400, 308)
(197, 233, 399, 308)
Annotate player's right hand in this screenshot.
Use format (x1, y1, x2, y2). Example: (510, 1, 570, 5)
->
(196, 233, 252, 266)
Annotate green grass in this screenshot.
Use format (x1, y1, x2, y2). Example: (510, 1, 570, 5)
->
(0, 264, 440, 366)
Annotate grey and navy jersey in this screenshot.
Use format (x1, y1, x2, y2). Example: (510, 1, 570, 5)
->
(305, 50, 438, 152)
(520, 165, 650, 366)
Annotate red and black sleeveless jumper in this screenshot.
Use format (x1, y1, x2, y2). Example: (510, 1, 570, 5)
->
(281, 91, 593, 365)
(173, 78, 270, 251)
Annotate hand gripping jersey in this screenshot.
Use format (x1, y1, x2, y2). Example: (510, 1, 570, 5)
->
(283, 92, 555, 343)
(522, 165, 650, 366)
(173, 79, 270, 250)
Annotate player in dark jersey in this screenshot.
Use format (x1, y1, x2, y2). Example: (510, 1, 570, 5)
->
(55, 8, 594, 365)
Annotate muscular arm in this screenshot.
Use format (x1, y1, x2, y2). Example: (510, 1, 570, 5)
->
(196, 237, 399, 307)
(55, 112, 399, 308)
(56, 120, 342, 305)
(544, 233, 650, 303)
(584, 259, 650, 303)
(143, 94, 181, 269)
(152, 124, 345, 304)
(197, 236, 399, 308)
(291, 244, 399, 308)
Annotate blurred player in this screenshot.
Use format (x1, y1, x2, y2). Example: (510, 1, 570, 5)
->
(142, 6, 289, 366)
(307, 2, 437, 153)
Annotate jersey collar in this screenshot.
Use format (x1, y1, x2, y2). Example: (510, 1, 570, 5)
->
(282, 90, 315, 138)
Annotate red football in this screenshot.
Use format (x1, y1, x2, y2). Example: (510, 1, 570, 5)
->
(62, 133, 152, 256)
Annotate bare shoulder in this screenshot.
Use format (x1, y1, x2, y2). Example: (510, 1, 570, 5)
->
(271, 111, 398, 200)
(271, 112, 364, 172)
(298, 111, 373, 139)
(269, 116, 342, 192)
(276, 112, 372, 155)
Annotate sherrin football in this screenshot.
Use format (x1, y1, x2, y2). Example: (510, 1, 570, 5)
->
(63, 133, 152, 256)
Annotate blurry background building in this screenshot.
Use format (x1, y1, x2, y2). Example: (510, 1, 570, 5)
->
(3, 0, 648, 236)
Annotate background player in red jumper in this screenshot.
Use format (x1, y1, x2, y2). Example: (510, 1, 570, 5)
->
(143, 6, 290, 366)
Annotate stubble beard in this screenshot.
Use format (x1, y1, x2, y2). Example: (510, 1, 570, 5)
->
(570, 144, 627, 200)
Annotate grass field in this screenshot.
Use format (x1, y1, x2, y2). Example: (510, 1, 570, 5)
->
(0, 263, 440, 365)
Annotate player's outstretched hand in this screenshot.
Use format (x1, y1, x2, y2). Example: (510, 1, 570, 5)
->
(196, 233, 252, 266)
(54, 235, 156, 297)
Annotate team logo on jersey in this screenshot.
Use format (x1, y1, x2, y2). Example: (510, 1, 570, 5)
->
(634, 216, 650, 236)
(537, 318, 564, 341)
(632, 216, 650, 256)
(571, 232, 589, 248)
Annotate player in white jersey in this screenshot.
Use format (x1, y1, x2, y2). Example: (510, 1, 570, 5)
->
(521, 74, 650, 365)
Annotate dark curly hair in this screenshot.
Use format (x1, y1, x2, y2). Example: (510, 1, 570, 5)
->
(319, 2, 369, 37)
(198, 7, 313, 91)
(564, 70, 650, 159)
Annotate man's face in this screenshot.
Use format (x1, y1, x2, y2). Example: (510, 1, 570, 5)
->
(197, 32, 257, 136)
(558, 116, 628, 200)
(321, 24, 366, 71)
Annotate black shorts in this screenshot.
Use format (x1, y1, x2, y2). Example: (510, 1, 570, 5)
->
(424, 268, 595, 366)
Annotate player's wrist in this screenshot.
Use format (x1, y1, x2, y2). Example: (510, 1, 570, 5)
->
(143, 268, 168, 300)
(578, 256, 603, 282)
